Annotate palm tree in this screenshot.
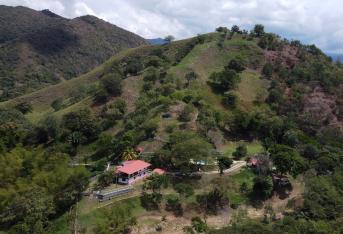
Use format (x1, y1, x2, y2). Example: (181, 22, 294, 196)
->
(121, 148, 138, 161)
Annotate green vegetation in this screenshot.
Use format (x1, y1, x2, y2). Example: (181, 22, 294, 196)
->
(0, 5, 147, 101)
(0, 22, 342, 233)
(217, 157, 233, 174)
(0, 147, 89, 233)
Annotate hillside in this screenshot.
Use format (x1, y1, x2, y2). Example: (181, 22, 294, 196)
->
(1, 25, 343, 234)
(0, 5, 147, 101)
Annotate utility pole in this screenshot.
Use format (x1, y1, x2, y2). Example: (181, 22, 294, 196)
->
(74, 201, 78, 234)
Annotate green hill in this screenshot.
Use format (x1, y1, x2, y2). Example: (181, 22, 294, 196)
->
(1, 24, 343, 233)
(0, 5, 147, 101)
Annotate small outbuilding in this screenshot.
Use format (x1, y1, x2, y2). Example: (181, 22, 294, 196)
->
(153, 168, 166, 175)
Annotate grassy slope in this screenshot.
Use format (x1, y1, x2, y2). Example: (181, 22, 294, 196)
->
(1, 34, 266, 118)
(237, 71, 270, 110)
(2, 31, 326, 233)
(1, 34, 269, 154)
(0, 46, 150, 123)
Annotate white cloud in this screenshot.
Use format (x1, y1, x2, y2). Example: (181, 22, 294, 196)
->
(74, 1, 95, 16)
(0, 0, 343, 53)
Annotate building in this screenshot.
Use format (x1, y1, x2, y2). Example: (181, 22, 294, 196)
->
(116, 160, 152, 184)
(248, 157, 258, 167)
(153, 168, 166, 175)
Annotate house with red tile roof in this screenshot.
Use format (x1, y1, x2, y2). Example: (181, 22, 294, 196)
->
(116, 160, 152, 184)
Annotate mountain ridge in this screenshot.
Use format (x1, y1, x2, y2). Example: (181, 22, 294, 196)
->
(0, 10, 343, 233)
(0, 5, 147, 101)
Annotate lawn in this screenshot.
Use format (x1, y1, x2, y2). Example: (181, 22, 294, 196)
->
(50, 213, 70, 234)
(227, 169, 256, 206)
(222, 141, 264, 157)
(77, 196, 145, 233)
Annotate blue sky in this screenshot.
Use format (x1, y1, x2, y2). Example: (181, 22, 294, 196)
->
(1, 0, 343, 53)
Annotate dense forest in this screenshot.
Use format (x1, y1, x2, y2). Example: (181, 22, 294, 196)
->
(0, 16, 342, 234)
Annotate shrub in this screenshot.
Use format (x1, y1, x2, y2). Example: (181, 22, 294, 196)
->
(165, 197, 183, 216)
(141, 192, 162, 210)
(179, 104, 195, 122)
(174, 183, 194, 198)
(93, 88, 108, 104)
(101, 73, 123, 96)
(227, 58, 245, 73)
(145, 56, 163, 67)
(150, 48, 164, 57)
(216, 26, 229, 33)
(15, 102, 32, 114)
(51, 98, 63, 111)
(62, 109, 100, 143)
(209, 68, 241, 93)
(232, 145, 247, 159)
(252, 175, 273, 200)
(191, 216, 208, 233)
(125, 58, 143, 75)
(96, 171, 115, 189)
(223, 91, 238, 108)
(142, 119, 159, 139)
(166, 123, 177, 133)
(143, 67, 159, 82)
(262, 63, 273, 78)
(185, 71, 198, 86)
(196, 187, 229, 214)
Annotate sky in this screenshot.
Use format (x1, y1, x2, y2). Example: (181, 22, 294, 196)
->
(1, 0, 343, 53)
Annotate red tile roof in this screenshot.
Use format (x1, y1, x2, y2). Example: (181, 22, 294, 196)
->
(250, 158, 258, 166)
(117, 160, 151, 175)
(153, 168, 166, 175)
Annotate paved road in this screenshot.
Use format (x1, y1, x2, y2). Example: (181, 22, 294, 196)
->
(203, 160, 247, 175)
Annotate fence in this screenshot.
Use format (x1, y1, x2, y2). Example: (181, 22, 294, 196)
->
(95, 186, 134, 202)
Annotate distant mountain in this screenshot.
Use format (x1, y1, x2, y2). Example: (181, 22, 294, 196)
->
(147, 38, 167, 45)
(327, 53, 343, 62)
(0, 5, 147, 100)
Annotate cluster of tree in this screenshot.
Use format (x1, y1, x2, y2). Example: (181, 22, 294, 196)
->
(0, 147, 89, 233)
(0, 108, 33, 152)
(94, 72, 123, 104)
(209, 58, 246, 108)
(140, 174, 169, 210)
(100, 98, 127, 129)
(257, 33, 283, 50)
(151, 131, 212, 174)
(184, 216, 208, 233)
(196, 187, 229, 215)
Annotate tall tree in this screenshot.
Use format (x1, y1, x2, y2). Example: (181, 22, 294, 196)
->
(269, 145, 306, 177)
(217, 157, 233, 175)
(169, 131, 212, 173)
(164, 35, 175, 43)
(253, 24, 265, 37)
